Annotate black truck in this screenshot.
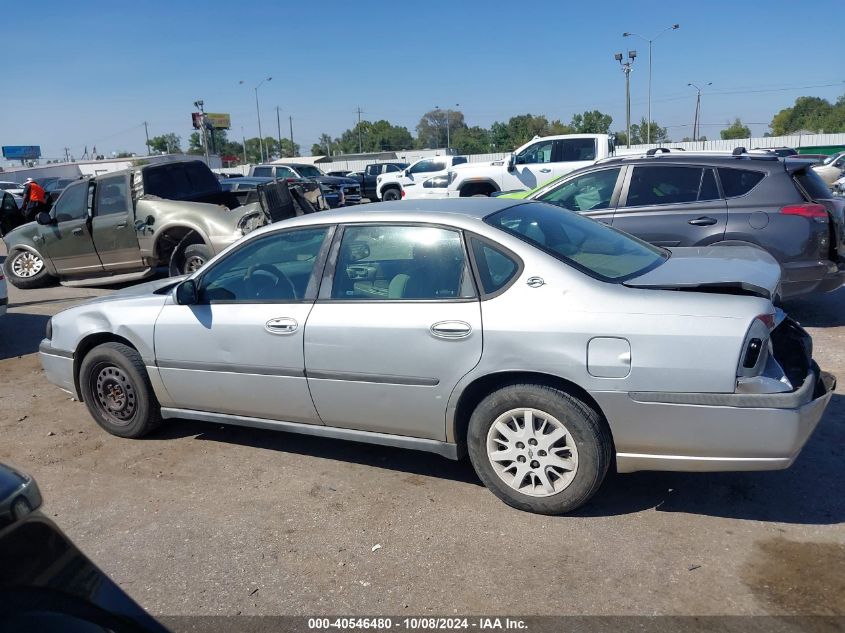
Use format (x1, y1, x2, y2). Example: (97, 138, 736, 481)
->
(353, 162, 408, 201)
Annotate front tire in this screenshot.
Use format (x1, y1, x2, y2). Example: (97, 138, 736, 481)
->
(4, 249, 53, 289)
(382, 188, 401, 201)
(79, 342, 162, 438)
(467, 384, 612, 515)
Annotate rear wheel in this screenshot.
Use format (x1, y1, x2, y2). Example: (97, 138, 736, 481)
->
(169, 241, 212, 276)
(382, 188, 401, 201)
(79, 342, 162, 438)
(467, 384, 612, 514)
(3, 249, 53, 289)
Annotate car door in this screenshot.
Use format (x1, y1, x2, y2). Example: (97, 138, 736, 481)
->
(552, 138, 599, 179)
(38, 180, 104, 275)
(533, 167, 625, 224)
(90, 173, 143, 271)
(611, 164, 727, 247)
(403, 159, 447, 196)
(503, 139, 557, 190)
(304, 223, 482, 441)
(153, 225, 334, 422)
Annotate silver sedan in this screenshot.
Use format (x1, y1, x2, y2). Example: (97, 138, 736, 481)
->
(39, 198, 834, 514)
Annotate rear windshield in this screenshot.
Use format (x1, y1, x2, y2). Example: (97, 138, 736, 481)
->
(794, 168, 833, 200)
(143, 162, 220, 200)
(486, 202, 668, 281)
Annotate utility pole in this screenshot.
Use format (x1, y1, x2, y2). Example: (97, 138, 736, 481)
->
(623, 24, 680, 144)
(143, 121, 150, 155)
(241, 126, 247, 164)
(356, 106, 364, 153)
(63, 147, 70, 163)
(276, 106, 282, 159)
(289, 115, 295, 156)
(240, 76, 272, 163)
(688, 82, 712, 142)
(615, 51, 637, 148)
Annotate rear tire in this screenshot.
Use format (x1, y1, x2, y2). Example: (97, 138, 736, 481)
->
(170, 241, 212, 276)
(382, 188, 401, 201)
(79, 342, 162, 439)
(467, 383, 612, 515)
(4, 249, 53, 289)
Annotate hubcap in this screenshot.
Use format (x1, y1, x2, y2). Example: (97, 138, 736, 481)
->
(184, 255, 206, 274)
(11, 252, 44, 278)
(486, 408, 579, 497)
(94, 366, 137, 424)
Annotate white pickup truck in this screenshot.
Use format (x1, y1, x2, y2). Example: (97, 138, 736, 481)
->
(445, 134, 616, 198)
(375, 155, 468, 201)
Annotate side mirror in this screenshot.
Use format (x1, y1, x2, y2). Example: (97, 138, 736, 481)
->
(506, 154, 516, 172)
(36, 212, 53, 225)
(175, 279, 198, 305)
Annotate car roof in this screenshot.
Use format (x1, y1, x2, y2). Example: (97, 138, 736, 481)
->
(596, 151, 788, 171)
(223, 176, 274, 184)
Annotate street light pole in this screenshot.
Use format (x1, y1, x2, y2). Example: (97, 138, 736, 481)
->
(687, 82, 712, 142)
(240, 77, 272, 163)
(615, 51, 637, 148)
(623, 24, 679, 144)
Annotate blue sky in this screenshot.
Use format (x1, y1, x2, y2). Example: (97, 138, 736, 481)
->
(2, 0, 841, 161)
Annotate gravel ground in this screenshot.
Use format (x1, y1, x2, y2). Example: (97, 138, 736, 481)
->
(0, 245, 843, 617)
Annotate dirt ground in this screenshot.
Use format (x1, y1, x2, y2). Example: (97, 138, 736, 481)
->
(1, 246, 843, 617)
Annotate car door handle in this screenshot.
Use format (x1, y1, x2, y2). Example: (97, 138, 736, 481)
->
(72, 227, 84, 236)
(430, 320, 472, 339)
(539, 168, 552, 173)
(688, 216, 718, 226)
(115, 222, 127, 229)
(265, 317, 298, 335)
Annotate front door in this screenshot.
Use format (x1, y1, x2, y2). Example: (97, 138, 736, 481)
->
(154, 225, 333, 422)
(39, 180, 103, 275)
(612, 165, 728, 247)
(304, 224, 482, 441)
(402, 158, 448, 196)
(533, 166, 624, 224)
(91, 173, 143, 271)
(502, 138, 558, 191)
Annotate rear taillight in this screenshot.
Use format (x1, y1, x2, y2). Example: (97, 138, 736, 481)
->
(755, 313, 776, 330)
(401, 189, 405, 198)
(780, 203, 828, 220)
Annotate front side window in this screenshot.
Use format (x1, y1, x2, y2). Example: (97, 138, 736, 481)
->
(486, 202, 667, 281)
(409, 160, 446, 174)
(626, 166, 710, 206)
(537, 168, 621, 212)
(53, 181, 88, 222)
(331, 225, 475, 300)
(199, 227, 329, 303)
(558, 138, 597, 162)
(516, 141, 554, 165)
(95, 175, 130, 216)
(717, 168, 765, 198)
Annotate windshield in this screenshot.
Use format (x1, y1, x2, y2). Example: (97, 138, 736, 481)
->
(822, 152, 844, 165)
(295, 165, 324, 178)
(486, 202, 668, 281)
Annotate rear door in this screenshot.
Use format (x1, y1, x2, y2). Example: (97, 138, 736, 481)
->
(551, 138, 599, 180)
(612, 164, 727, 247)
(38, 180, 103, 275)
(91, 173, 143, 271)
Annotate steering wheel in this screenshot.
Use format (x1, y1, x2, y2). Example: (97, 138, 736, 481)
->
(244, 264, 296, 300)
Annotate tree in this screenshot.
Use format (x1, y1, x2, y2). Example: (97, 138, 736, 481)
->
(312, 133, 335, 157)
(615, 118, 669, 145)
(148, 133, 181, 154)
(770, 94, 845, 135)
(720, 118, 752, 140)
(452, 126, 491, 154)
(570, 110, 613, 134)
(115, 151, 133, 158)
(415, 109, 467, 149)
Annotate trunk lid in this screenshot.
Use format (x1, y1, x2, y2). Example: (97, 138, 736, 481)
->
(789, 161, 845, 259)
(623, 245, 781, 299)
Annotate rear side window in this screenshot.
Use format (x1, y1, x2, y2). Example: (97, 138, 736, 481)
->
(717, 168, 765, 198)
(627, 166, 704, 206)
(253, 167, 272, 177)
(794, 168, 832, 200)
(95, 175, 130, 216)
(699, 169, 720, 201)
(470, 238, 520, 296)
(452, 156, 467, 166)
(384, 164, 401, 173)
(558, 138, 597, 162)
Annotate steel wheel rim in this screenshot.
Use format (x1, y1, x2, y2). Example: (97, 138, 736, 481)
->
(486, 407, 579, 497)
(11, 251, 43, 278)
(184, 255, 206, 274)
(93, 365, 137, 425)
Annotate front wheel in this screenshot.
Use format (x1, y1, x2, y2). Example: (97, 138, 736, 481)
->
(79, 342, 162, 438)
(381, 188, 401, 201)
(4, 249, 54, 289)
(467, 384, 612, 515)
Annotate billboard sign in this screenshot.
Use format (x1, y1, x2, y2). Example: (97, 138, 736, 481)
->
(191, 113, 231, 130)
(2, 145, 41, 160)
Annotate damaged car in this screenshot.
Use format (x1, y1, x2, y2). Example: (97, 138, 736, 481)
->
(2, 159, 326, 289)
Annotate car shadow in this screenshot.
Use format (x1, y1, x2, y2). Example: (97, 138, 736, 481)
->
(156, 392, 844, 524)
(0, 312, 51, 360)
(152, 420, 483, 486)
(783, 287, 845, 328)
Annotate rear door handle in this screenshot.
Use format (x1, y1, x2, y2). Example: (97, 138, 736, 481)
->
(688, 216, 718, 226)
(115, 222, 127, 229)
(430, 320, 472, 339)
(539, 168, 552, 173)
(72, 227, 84, 236)
(265, 317, 298, 335)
